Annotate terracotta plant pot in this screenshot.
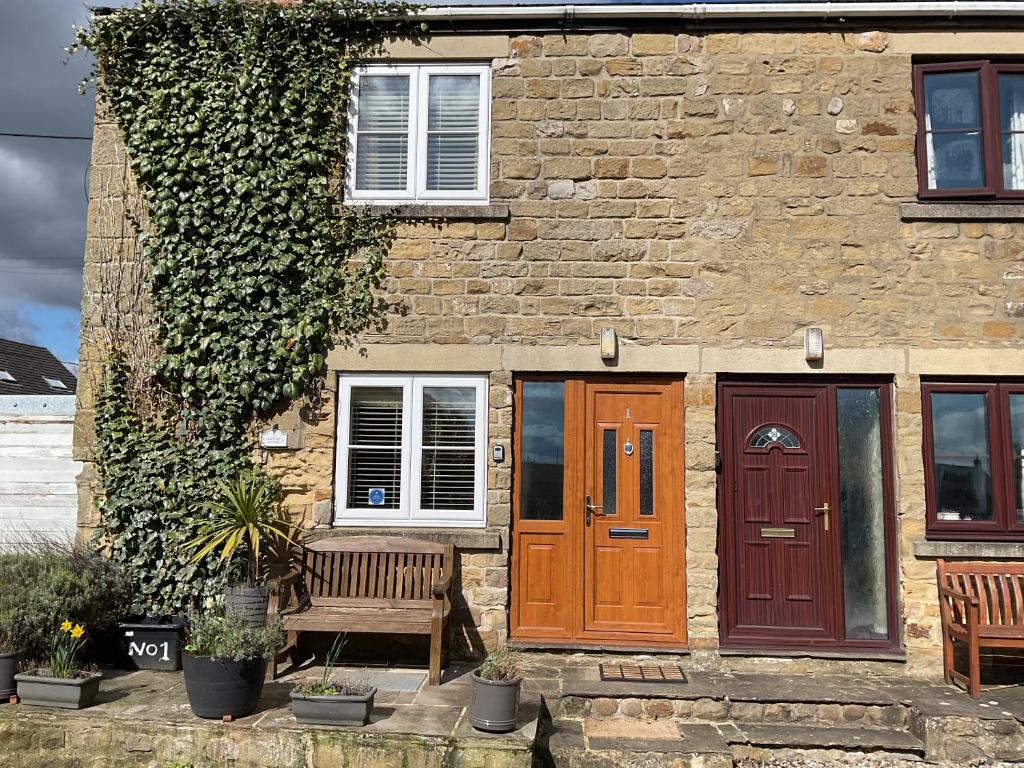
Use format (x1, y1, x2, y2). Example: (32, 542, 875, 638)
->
(14, 669, 102, 709)
(290, 687, 377, 726)
(0, 650, 24, 699)
(182, 652, 267, 719)
(469, 670, 521, 733)
(223, 586, 269, 628)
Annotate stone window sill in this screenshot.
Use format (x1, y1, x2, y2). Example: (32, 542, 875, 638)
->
(914, 540, 1024, 559)
(335, 203, 510, 221)
(901, 202, 1024, 221)
(307, 526, 502, 551)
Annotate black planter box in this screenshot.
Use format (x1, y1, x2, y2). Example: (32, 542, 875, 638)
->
(118, 616, 187, 671)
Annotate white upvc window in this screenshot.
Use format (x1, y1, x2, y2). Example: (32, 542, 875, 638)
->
(345, 64, 491, 205)
(335, 374, 488, 527)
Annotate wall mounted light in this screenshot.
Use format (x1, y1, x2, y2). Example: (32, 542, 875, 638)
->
(600, 327, 617, 360)
(804, 327, 824, 363)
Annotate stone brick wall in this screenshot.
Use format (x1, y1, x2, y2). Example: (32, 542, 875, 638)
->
(77, 25, 1024, 670)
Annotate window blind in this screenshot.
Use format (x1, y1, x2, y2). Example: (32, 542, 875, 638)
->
(426, 75, 480, 192)
(347, 386, 403, 510)
(420, 386, 476, 511)
(355, 76, 410, 192)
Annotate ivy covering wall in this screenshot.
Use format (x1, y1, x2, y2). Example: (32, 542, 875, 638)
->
(75, 0, 417, 615)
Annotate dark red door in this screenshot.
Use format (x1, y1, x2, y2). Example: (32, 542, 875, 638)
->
(719, 384, 843, 647)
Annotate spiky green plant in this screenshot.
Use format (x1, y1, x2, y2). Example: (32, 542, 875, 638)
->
(186, 470, 295, 587)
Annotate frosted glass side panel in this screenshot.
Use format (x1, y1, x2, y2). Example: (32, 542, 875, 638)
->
(838, 388, 889, 641)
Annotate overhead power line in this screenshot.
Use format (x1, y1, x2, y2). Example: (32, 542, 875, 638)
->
(0, 131, 92, 141)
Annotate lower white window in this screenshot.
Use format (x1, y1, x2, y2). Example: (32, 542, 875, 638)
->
(335, 374, 488, 527)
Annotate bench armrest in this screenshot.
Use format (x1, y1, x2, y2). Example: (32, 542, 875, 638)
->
(938, 583, 980, 628)
(431, 576, 453, 600)
(267, 568, 301, 619)
(267, 568, 300, 594)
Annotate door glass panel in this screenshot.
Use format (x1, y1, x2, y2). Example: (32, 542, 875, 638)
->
(930, 392, 994, 522)
(1009, 394, 1024, 523)
(602, 428, 617, 516)
(837, 388, 889, 641)
(519, 382, 564, 521)
(640, 430, 654, 516)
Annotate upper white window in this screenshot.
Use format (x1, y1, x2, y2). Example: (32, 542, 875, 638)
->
(0, 370, 15, 383)
(335, 374, 488, 527)
(346, 64, 491, 205)
(43, 377, 67, 390)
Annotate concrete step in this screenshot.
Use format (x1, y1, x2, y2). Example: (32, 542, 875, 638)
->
(540, 718, 926, 767)
(723, 721, 926, 755)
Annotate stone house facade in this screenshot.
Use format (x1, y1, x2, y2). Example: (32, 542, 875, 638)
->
(77, 4, 1024, 676)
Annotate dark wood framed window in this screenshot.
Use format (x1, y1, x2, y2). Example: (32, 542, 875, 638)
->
(913, 60, 1024, 200)
(923, 382, 1024, 540)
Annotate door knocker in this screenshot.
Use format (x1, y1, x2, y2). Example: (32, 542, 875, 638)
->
(623, 440, 634, 456)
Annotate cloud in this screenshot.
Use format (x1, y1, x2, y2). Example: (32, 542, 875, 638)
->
(0, 1, 135, 355)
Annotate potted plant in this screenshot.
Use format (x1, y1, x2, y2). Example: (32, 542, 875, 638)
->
(469, 644, 524, 733)
(0, 626, 24, 701)
(181, 607, 282, 720)
(186, 470, 295, 627)
(290, 634, 376, 726)
(15, 620, 102, 709)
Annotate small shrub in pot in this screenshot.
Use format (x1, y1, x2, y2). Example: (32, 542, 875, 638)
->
(290, 634, 376, 726)
(470, 645, 524, 733)
(182, 608, 283, 720)
(15, 620, 102, 709)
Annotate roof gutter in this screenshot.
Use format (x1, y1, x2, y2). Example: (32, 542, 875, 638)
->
(415, 2, 1022, 21)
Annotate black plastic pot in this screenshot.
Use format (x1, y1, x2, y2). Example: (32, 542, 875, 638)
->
(118, 616, 187, 671)
(290, 687, 376, 726)
(223, 586, 269, 628)
(469, 671, 521, 733)
(0, 650, 24, 699)
(182, 653, 267, 719)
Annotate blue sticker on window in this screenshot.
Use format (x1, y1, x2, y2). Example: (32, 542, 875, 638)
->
(368, 488, 386, 506)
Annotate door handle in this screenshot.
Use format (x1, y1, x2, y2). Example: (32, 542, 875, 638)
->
(585, 495, 604, 527)
(814, 502, 830, 531)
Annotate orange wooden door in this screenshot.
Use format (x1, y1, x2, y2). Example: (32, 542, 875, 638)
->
(581, 381, 685, 644)
(511, 377, 685, 649)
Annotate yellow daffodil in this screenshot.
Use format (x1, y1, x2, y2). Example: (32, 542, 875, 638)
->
(71, 624, 85, 639)
(60, 620, 72, 633)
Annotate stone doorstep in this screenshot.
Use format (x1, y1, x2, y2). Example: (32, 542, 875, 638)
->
(581, 717, 924, 754)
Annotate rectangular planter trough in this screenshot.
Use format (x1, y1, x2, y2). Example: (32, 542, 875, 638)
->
(290, 687, 376, 726)
(15, 671, 102, 709)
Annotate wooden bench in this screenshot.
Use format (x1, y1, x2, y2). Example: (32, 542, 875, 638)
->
(267, 536, 454, 685)
(937, 559, 1024, 698)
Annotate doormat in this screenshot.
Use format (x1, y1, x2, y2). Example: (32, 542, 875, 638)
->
(599, 662, 687, 683)
(335, 669, 427, 692)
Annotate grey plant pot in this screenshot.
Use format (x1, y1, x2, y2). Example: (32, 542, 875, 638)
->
(469, 671, 521, 733)
(223, 585, 269, 628)
(0, 650, 24, 699)
(290, 687, 376, 726)
(14, 670, 102, 709)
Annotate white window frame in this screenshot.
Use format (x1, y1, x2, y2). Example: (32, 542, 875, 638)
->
(345, 64, 491, 205)
(335, 374, 488, 527)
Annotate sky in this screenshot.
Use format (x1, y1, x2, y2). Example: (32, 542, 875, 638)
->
(0, 1, 130, 367)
